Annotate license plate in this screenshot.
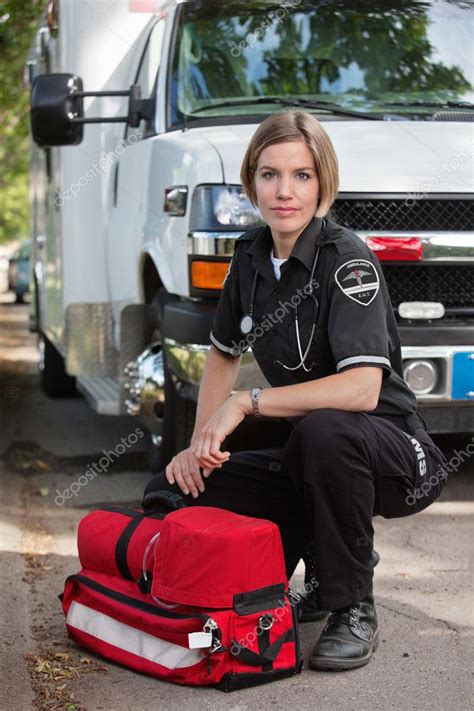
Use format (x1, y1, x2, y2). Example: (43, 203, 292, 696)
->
(451, 352, 474, 400)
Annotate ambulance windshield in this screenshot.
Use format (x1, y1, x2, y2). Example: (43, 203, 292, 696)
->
(169, 0, 473, 125)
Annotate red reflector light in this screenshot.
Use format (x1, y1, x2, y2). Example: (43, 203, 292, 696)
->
(366, 237, 423, 261)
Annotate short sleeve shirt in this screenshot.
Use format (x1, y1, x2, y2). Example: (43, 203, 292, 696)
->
(210, 215, 417, 417)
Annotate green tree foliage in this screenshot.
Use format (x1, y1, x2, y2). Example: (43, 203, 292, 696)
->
(181, 2, 471, 107)
(0, 0, 43, 244)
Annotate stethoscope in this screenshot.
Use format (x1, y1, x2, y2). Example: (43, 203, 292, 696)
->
(239, 219, 326, 372)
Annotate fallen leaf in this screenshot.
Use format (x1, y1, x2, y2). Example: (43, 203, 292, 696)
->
(35, 660, 52, 674)
(35, 459, 50, 471)
(54, 652, 71, 661)
(38, 486, 50, 497)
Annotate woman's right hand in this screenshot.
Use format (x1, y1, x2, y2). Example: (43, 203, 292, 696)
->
(165, 446, 222, 499)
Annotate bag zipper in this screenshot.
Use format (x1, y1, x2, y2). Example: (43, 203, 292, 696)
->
(67, 573, 226, 673)
(67, 573, 209, 622)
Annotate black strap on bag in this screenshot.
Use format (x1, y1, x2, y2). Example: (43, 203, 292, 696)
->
(115, 511, 165, 581)
(115, 491, 186, 583)
(230, 628, 295, 671)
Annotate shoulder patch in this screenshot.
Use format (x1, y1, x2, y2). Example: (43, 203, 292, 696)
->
(334, 258, 380, 306)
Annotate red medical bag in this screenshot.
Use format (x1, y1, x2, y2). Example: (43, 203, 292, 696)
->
(61, 500, 302, 691)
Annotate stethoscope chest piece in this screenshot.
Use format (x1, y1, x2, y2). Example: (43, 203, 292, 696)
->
(239, 314, 254, 335)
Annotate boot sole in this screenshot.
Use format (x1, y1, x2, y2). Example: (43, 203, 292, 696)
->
(308, 628, 379, 671)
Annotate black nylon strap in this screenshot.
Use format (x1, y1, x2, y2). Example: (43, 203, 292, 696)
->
(102, 506, 143, 517)
(230, 643, 262, 667)
(230, 627, 294, 668)
(114, 511, 165, 581)
(258, 627, 272, 672)
(233, 583, 286, 615)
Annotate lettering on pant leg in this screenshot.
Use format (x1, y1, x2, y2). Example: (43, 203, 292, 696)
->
(403, 432, 427, 478)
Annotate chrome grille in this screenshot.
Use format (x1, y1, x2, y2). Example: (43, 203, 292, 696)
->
(382, 264, 474, 312)
(330, 198, 474, 232)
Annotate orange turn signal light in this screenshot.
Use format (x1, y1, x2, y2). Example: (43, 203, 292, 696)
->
(191, 261, 230, 290)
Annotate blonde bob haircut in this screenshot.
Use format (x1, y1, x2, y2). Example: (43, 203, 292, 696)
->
(240, 110, 339, 218)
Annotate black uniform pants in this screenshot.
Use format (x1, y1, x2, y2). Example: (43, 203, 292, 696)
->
(143, 409, 448, 611)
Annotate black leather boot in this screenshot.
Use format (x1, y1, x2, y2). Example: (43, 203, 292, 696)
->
(299, 549, 380, 623)
(309, 594, 379, 671)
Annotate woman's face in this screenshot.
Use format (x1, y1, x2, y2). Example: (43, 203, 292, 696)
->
(253, 140, 320, 239)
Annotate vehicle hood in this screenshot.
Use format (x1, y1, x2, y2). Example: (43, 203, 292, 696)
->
(193, 121, 473, 193)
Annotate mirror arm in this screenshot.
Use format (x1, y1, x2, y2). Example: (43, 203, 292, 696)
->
(71, 116, 130, 124)
(68, 84, 152, 128)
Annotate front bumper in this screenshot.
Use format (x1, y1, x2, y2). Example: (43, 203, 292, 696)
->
(161, 298, 474, 433)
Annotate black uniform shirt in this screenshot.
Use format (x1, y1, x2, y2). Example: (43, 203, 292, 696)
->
(210, 215, 417, 417)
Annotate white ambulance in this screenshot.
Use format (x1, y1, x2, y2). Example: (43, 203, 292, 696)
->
(27, 0, 474, 468)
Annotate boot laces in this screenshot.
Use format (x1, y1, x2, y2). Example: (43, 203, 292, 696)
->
(326, 602, 361, 630)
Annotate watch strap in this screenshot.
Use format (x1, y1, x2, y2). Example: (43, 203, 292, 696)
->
(250, 387, 262, 418)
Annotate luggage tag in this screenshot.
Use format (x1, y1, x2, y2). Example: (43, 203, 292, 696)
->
(188, 631, 213, 649)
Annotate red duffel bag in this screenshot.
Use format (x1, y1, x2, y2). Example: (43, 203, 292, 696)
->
(61, 502, 303, 690)
(77, 490, 185, 582)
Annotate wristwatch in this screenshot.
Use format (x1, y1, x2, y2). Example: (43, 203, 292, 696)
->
(250, 387, 263, 418)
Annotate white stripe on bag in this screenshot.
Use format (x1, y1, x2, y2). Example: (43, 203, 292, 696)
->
(66, 601, 204, 669)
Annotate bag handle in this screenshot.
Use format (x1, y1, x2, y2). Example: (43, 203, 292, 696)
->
(115, 491, 185, 580)
(115, 507, 168, 580)
(142, 489, 186, 514)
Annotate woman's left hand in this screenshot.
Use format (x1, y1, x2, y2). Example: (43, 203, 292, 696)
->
(191, 392, 249, 473)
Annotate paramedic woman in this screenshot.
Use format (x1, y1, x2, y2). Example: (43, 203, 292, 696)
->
(143, 110, 448, 671)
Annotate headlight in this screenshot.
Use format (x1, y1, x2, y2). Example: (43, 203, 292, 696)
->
(189, 185, 262, 231)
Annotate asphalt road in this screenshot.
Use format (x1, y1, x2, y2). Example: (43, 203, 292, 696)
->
(0, 291, 473, 711)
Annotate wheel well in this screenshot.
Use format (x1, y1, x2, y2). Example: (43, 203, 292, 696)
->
(142, 255, 163, 304)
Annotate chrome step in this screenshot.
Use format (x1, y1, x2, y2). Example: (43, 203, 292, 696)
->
(76, 376, 121, 415)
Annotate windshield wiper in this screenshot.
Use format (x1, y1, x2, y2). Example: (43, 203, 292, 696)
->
(381, 100, 474, 110)
(189, 96, 381, 120)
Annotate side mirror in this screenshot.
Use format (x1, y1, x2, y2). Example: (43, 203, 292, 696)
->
(30, 73, 84, 147)
(30, 73, 154, 148)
